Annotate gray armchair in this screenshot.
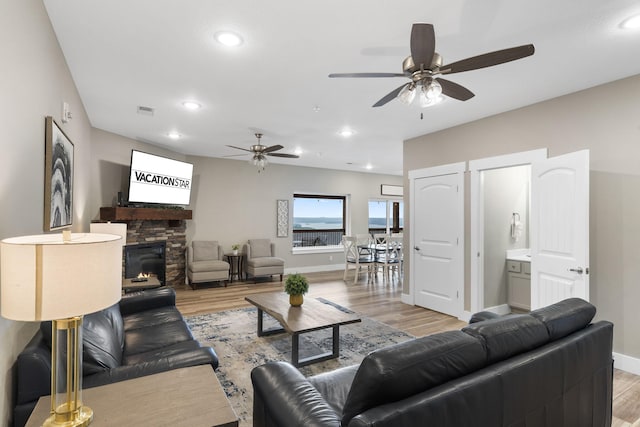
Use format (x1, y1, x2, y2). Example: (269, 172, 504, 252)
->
(186, 240, 230, 289)
(244, 239, 284, 282)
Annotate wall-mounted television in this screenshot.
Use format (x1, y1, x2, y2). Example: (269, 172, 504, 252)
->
(127, 150, 193, 205)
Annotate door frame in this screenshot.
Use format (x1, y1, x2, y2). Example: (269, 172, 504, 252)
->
(407, 162, 465, 313)
(469, 149, 547, 314)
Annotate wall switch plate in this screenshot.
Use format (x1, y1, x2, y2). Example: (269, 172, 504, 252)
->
(62, 102, 70, 123)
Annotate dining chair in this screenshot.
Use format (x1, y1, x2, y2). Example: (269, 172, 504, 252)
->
(374, 234, 402, 283)
(342, 235, 376, 284)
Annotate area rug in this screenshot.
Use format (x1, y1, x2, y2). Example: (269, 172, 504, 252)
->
(186, 301, 414, 427)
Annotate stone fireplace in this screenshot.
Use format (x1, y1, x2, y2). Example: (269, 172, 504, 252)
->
(124, 241, 166, 285)
(100, 207, 192, 287)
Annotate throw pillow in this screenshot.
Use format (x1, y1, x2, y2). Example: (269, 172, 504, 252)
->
(192, 241, 218, 261)
(249, 239, 271, 258)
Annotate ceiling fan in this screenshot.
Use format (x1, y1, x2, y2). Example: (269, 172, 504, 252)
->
(226, 133, 299, 171)
(329, 23, 534, 108)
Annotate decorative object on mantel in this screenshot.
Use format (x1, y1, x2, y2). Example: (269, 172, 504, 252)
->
(0, 232, 122, 427)
(284, 273, 309, 306)
(380, 184, 403, 197)
(276, 199, 289, 237)
(44, 116, 74, 231)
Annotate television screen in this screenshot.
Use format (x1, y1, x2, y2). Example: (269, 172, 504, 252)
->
(128, 150, 193, 205)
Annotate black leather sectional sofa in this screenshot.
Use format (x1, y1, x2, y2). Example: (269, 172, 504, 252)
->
(252, 298, 613, 427)
(13, 287, 218, 427)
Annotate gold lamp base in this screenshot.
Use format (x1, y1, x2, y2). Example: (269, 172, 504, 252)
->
(43, 405, 93, 427)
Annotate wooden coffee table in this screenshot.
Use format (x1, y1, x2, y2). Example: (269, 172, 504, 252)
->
(245, 292, 361, 367)
(25, 365, 238, 427)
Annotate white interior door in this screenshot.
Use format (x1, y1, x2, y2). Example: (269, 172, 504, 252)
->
(409, 163, 464, 317)
(531, 150, 589, 309)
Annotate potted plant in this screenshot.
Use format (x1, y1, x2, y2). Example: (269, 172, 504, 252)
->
(284, 273, 309, 306)
(231, 244, 240, 255)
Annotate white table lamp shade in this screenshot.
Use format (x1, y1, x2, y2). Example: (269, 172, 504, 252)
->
(1, 233, 123, 321)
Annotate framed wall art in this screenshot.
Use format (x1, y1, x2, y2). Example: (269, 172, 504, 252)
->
(277, 199, 289, 237)
(44, 116, 74, 231)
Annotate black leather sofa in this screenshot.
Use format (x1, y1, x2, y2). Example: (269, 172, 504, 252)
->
(252, 298, 613, 427)
(13, 287, 218, 427)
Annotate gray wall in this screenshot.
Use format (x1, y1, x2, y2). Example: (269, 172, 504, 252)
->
(0, 0, 93, 424)
(404, 73, 640, 358)
(89, 129, 403, 270)
(90, 128, 188, 218)
(483, 165, 530, 308)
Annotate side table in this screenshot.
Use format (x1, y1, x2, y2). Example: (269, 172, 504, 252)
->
(25, 365, 238, 427)
(224, 252, 245, 283)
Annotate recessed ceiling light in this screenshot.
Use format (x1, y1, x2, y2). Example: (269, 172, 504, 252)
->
(339, 129, 354, 138)
(215, 31, 243, 47)
(167, 132, 181, 140)
(181, 101, 201, 110)
(365, 163, 373, 170)
(294, 147, 303, 156)
(620, 14, 640, 29)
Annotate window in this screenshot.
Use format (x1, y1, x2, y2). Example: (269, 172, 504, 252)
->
(368, 199, 403, 234)
(292, 194, 346, 248)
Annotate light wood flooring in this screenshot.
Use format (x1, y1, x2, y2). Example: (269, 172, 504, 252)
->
(174, 270, 640, 426)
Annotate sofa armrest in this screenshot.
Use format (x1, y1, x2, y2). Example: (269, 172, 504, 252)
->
(83, 346, 218, 388)
(119, 287, 176, 315)
(15, 331, 51, 406)
(251, 361, 341, 427)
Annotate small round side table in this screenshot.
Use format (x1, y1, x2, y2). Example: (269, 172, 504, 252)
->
(224, 252, 245, 283)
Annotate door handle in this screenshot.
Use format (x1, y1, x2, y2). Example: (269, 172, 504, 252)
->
(414, 246, 421, 251)
(568, 267, 584, 274)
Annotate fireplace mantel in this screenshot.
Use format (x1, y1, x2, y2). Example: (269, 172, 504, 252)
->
(100, 207, 192, 222)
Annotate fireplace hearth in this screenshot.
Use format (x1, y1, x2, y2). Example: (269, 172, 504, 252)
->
(124, 242, 166, 285)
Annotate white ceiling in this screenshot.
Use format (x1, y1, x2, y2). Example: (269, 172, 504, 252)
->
(43, 0, 640, 176)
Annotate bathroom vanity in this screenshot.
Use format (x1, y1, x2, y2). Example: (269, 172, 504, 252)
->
(506, 251, 531, 311)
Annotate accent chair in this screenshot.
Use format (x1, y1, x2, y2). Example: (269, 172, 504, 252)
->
(244, 239, 284, 282)
(186, 240, 230, 289)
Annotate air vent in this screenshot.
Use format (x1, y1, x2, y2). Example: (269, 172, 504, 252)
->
(137, 106, 154, 116)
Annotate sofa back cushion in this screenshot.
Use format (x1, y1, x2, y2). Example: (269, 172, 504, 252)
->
(249, 239, 271, 258)
(192, 241, 219, 261)
(462, 314, 549, 365)
(82, 303, 125, 374)
(529, 297, 596, 340)
(341, 331, 486, 426)
(39, 304, 124, 376)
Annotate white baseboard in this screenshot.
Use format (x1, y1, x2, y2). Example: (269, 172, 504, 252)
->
(459, 311, 472, 322)
(400, 293, 413, 305)
(613, 352, 640, 375)
(284, 264, 343, 275)
(482, 303, 512, 315)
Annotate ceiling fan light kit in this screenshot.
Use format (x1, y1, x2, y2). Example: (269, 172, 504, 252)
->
(329, 23, 534, 109)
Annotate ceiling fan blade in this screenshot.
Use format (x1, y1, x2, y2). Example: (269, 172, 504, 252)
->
(263, 144, 284, 153)
(267, 153, 299, 158)
(222, 153, 249, 158)
(329, 72, 407, 78)
(440, 44, 535, 74)
(436, 78, 475, 101)
(410, 23, 435, 69)
(226, 145, 253, 152)
(372, 83, 408, 107)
